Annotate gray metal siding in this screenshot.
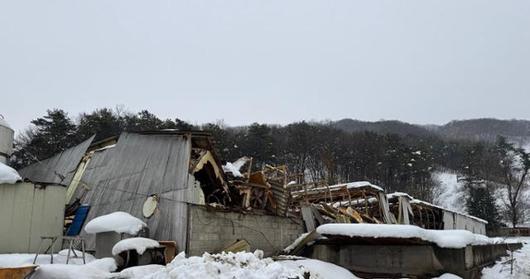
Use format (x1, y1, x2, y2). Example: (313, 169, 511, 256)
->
(77, 133, 192, 252)
(18, 136, 95, 185)
(0, 183, 66, 253)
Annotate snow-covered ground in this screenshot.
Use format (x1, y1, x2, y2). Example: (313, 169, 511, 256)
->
(0, 250, 96, 267)
(0, 250, 357, 279)
(482, 237, 530, 279)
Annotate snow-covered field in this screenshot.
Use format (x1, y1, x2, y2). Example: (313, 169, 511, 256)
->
(482, 237, 530, 279)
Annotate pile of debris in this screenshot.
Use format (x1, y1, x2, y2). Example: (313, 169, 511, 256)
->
(222, 157, 290, 216)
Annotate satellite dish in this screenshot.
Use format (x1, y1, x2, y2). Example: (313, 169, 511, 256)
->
(143, 195, 158, 218)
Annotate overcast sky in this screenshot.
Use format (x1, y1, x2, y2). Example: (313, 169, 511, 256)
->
(1, 0, 530, 134)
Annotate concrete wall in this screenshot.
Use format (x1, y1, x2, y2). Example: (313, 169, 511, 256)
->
(0, 182, 66, 253)
(187, 205, 304, 256)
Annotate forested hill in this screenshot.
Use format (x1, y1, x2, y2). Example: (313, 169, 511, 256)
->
(9, 108, 528, 205)
(334, 118, 530, 143)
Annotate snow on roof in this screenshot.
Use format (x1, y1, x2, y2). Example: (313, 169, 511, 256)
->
(84, 211, 146, 235)
(112, 237, 160, 256)
(316, 223, 502, 248)
(386, 192, 414, 200)
(0, 162, 22, 184)
(292, 181, 384, 196)
(410, 199, 488, 224)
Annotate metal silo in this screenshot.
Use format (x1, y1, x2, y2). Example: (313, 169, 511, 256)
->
(0, 115, 14, 164)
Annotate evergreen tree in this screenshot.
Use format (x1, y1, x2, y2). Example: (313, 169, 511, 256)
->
(77, 108, 124, 141)
(462, 142, 502, 229)
(11, 109, 77, 168)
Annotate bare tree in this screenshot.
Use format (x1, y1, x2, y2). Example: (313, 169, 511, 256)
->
(497, 137, 530, 227)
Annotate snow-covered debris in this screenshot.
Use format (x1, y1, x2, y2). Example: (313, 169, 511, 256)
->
(141, 250, 357, 279)
(112, 237, 160, 256)
(0, 162, 21, 184)
(30, 257, 116, 279)
(222, 157, 250, 177)
(482, 237, 530, 279)
(292, 181, 383, 197)
(283, 232, 310, 253)
(84, 211, 146, 235)
(316, 224, 503, 249)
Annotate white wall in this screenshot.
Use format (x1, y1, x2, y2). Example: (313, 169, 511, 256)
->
(442, 211, 486, 235)
(0, 182, 66, 253)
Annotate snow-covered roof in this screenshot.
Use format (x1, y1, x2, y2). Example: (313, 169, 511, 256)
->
(84, 211, 147, 235)
(386, 192, 414, 200)
(316, 223, 502, 248)
(410, 199, 488, 224)
(0, 162, 22, 184)
(292, 181, 384, 196)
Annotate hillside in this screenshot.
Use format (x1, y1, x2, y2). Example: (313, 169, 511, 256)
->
(334, 118, 530, 144)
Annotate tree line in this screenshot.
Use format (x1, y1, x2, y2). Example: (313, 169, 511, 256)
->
(10, 108, 529, 228)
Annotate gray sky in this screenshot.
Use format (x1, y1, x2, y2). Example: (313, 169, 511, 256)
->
(1, 0, 530, 134)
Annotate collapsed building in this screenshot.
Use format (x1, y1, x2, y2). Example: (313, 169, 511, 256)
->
(3, 129, 487, 258)
(13, 131, 303, 256)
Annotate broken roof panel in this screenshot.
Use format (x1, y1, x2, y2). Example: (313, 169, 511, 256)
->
(18, 135, 95, 185)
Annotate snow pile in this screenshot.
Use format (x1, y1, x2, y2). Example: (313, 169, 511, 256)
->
(434, 274, 462, 279)
(0, 250, 96, 268)
(112, 237, 160, 256)
(142, 250, 357, 279)
(482, 237, 530, 279)
(30, 258, 117, 279)
(316, 224, 503, 248)
(84, 211, 146, 235)
(433, 171, 467, 214)
(119, 264, 165, 278)
(280, 259, 359, 279)
(0, 162, 21, 184)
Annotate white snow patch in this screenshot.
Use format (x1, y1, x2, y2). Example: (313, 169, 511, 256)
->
(0, 252, 96, 268)
(112, 237, 160, 256)
(0, 162, 21, 184)
(280, 259, 359, 279)
(316, 224, 502, 248)
(433, 171, 467, 214)
(30, 258, 116, 279)
(118, 264, 165, 278)
(222, 157, 250, 177)
(482, 237, 530, 279)
(433, 274, 462, 279)
(84, 211, 146, 235)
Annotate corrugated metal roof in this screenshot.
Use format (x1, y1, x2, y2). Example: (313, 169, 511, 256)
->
(18, 135, 95, 186)
(76, 132, 192, 250)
